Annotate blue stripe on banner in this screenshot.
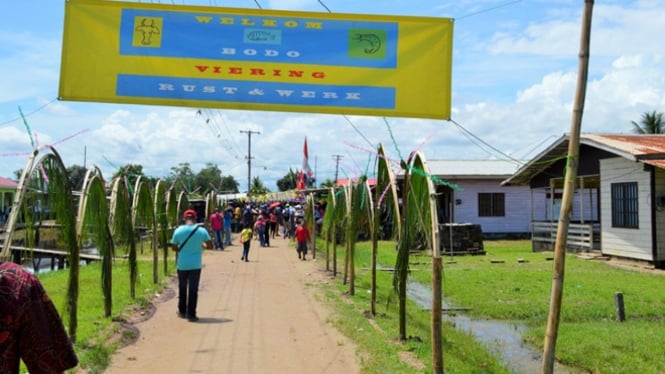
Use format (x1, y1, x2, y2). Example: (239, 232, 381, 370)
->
(116, 75, 396, 109)
(119, 9, 398, 68)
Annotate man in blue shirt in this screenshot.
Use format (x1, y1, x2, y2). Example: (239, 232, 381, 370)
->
(223, 207, 233, 246)
(171, 209, 212, 322)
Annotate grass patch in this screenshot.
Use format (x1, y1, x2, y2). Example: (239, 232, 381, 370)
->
(316, 239, 511, 373)
(405, 240, 665, 373)
(32, 238, 665, 373)
(35, 250, 175, 373)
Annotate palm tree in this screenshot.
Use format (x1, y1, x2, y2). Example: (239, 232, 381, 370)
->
(319, 178, 335, 188)
(249, 176, 269, 195)
(631, 110, 665, 134)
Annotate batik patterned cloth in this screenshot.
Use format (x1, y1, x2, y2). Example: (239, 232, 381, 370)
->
(0, 262, 78, 373)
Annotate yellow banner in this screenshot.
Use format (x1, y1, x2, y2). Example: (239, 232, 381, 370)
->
(59, 0, 453, 119)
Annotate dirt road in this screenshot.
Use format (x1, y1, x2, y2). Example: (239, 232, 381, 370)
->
(106, 234, 360, 373)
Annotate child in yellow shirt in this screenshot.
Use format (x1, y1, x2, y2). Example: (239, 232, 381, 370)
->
(240, 227, 253, 262)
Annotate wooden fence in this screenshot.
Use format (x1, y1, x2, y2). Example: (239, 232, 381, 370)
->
(531, 221, 599, 252)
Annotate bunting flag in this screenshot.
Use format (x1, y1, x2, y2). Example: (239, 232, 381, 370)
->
(302, 137, 313, 178)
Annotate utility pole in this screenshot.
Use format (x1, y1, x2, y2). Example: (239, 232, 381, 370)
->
(240, 129, 260, 193)
(332, 154, 343, 186)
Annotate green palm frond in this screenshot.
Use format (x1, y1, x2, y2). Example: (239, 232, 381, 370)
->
(394, 151, 440, 340)
(305, 193, 315, 231)
(332, 186, 348, 276)
(132, 177, 155, 287)
(109, 177, 136, 297)
(631, 110, 665, 134)
(154, 180, 170, 275)
(321, 188, 336, 270)
(376, 143, 401, 240)
(0, 150, 38, 262)
(40, 147, 80, 342)
(176, 191, 189, 225)
(321, 188, 335, 241)
(78, 167, 113, 317)
(165, 188, 178, 231)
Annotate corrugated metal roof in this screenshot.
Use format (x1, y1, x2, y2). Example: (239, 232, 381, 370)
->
(427, 159, 524, 179)
(502, 134, 665, 186)
(0, 176, 18, 189)
(335, 178, 377, 187)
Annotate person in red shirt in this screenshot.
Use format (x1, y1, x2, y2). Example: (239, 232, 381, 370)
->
(0, 261, 79, 373)
(294, 220, 310, 261)
(209, 207, 224, 250)
(269, 210, 278, 239)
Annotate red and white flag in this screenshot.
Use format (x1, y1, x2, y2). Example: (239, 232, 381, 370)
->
(302, 137, 313, 178)
(296, 170, 305, 190)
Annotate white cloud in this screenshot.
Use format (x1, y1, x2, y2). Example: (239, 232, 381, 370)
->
(0, 33, 60, 102)
(486, 3, 665, 58)
(2, 0, 665, 192)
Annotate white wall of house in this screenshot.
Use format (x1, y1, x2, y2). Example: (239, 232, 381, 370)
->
(600, 157, 653, 261)
(452, 179, 531, 234)
(530, 187, 598, 222)
(654, 168, 665, 261)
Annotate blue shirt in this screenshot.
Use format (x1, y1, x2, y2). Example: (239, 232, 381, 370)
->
(171, 224, 210, 270)
(223, 211, 232, 228)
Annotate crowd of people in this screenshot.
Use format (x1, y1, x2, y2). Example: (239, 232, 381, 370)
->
(167, 200, 321, 325)
(0, 199, 322, 372)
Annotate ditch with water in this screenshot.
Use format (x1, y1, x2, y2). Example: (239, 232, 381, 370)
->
(407, 281, 577, 373)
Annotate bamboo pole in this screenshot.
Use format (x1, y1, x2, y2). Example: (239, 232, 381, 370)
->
(432, 256, 443, 373)
(542, 1, 594, 372)
(365, 180, 378, 315)
(431, 192, 443, 373)
(0, 150, 37, 261)
(308, 193, 316, 259)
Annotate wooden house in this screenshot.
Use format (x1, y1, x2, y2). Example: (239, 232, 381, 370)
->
(503, 134, 665, 269)
(0, 176, 17, 225)
(424, 160, 530, 238)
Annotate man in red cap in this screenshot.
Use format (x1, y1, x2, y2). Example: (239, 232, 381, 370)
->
(171, 209, 212, 322)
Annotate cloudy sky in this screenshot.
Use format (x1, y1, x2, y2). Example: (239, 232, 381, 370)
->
(1, 0, 664, 192)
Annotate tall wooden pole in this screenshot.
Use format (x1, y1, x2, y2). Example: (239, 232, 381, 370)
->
(542, 1, 594, 372)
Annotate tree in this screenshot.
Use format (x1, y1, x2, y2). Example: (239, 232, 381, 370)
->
(195, 163, 223, 192)
(319, 178, 335, 188)
(166, 162, 195, 193)
(276, 169, 298, 191)
(219, 175, 240, 193)
(249, 176, 269, 195)
(631, 110, 665, 134)
(66, 164, 87, 191)
(112, 164, 148, 189)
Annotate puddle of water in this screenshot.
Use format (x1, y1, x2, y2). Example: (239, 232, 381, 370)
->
(407, 281, 574, 374)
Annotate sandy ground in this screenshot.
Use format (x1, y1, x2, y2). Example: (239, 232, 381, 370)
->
(106, 233, 360, 373)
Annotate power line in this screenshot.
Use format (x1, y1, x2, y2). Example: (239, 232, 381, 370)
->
(0, 98, 58, 128)
(456, 0, 522, 21)
(316, 0, 332, 13)
(343, 115, 375, 149)
(449, 118, 523, 165)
